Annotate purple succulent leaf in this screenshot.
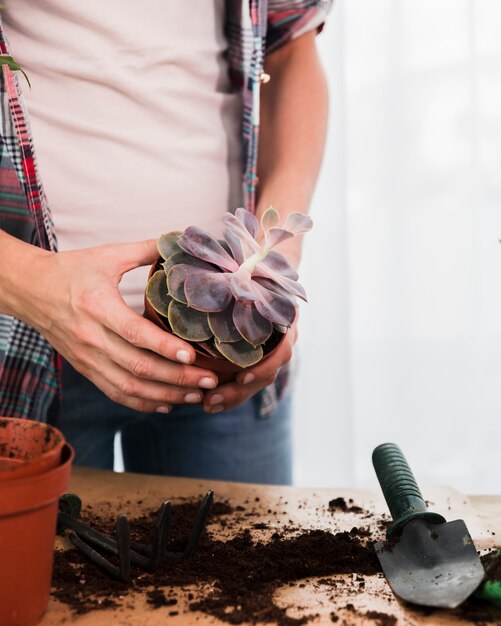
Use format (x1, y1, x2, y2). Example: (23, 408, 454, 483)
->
(162, 251, 215, 275)
(273, 322, 288, 334)
(284, 212, 313, 235)
(214, 339, 264, 368)
(167, 300, 213, 342)
(166, 264, 193, 304)
(178, 226, 238, 272)
(254, 282, 297, 327)
(197, 340, 222, 359)
(218, 239, 232, 256)
(261, 207, 280, 233)
(222, 213, 261, 254)
(208, 303, 242, 343)
(260, 250, 298, 281)
(184, 269, 233, 312)
(252, 262, 307, 301)
(157, 231, 182, 260)
(235, 207, 259, 239)
(233, 301, 273, 347)
(223, 229, 245, 265)
(265, 227, 294, 248)
(146, 270, 172, 316)
(227, 268, 259, 302)
(253, 276, 291, 298)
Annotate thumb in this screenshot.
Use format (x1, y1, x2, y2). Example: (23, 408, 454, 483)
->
(112, 239, 159, 273)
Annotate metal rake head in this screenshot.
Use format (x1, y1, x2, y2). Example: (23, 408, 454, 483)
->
(57, 491, 214, 582)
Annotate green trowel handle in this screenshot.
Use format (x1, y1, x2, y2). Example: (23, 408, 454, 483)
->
(372, 443, 446, 539)
(475, 580, 501, 608)
(474, 550, 501, 608)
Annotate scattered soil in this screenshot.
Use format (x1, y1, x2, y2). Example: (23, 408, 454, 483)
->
(328, 497, 365, 515)
(146, 589, 178, 608)
(364, 609, 398, 626)
(341, 603, 397, 626)
(52, 498, 381, 625)
(52, 499, 501, 626)
(482, 549, 501, 583)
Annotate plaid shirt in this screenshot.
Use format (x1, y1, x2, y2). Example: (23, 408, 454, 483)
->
(0, 0, 332, 422)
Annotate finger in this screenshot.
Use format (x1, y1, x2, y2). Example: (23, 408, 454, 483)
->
(102, 295, 203, 366)
(81, 356, 204, 408)
(102, 327, 218, 390)
(203, 375, 277, 414)
(78, 361, 173, 414)
(105, 239, 159, 273)
(235, 335, 293, 386)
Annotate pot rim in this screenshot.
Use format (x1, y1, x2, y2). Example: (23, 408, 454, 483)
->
(0, 444, 73, 518)
(0, 416, 66, 480)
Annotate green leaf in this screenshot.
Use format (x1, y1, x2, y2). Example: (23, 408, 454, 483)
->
(146, 270, 172, 316)
(0, 55, 31, 88)
(168, 300, 213, 342)
(215, 339, 263, 368)
(157, 231, 182, 260)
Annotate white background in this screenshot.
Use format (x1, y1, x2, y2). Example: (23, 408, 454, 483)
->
(293, 0, 501, 493)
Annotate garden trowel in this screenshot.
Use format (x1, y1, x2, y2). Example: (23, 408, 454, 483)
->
(372, 443, 484, 609)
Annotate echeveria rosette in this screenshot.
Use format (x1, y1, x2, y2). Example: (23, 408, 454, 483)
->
(146, 208, 312, 368)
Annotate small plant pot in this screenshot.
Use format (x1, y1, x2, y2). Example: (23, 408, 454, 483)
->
(0, 443, 74, 626)
(0, 417, 65, 480)
(144, 257, 287, 384)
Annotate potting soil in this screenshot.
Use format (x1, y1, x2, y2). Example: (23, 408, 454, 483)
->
(52, 498, 501, 625)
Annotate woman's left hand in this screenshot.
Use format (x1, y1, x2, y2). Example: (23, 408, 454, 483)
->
(202, 322, 298, 413)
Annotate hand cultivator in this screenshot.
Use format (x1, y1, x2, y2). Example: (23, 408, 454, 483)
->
(57, 491, 213, 582)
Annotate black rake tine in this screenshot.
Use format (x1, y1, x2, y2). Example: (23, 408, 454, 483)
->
(163, 490, 213, 559)
(59, 512, 118, 554)
(150, 501, 172, 569)
(116, 515, 131, 582)
(182, 490, 213, 558)
(61, 510, 151, 570)
(62, 491, 214, 580)
(67, 530, 127, 582)
(129, 501, 172, 560)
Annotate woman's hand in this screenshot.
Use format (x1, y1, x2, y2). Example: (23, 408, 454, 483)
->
(202, 321, 298, 413)
(7, 236, 218, 413)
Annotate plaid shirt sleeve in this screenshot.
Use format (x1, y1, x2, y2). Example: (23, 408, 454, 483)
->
(0, 23, 59, 422)
(266, 0, 334, 53)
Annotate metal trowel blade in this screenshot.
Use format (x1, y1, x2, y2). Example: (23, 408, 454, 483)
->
(375, 518, 484, 609)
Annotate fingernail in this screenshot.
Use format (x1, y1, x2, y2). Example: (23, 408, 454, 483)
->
(199, 377, 217, 389)
(242, 373, 255, 385)
(207, 405, 224, 414)
(184, 392, 202, 404)
(156, 405, 171, 414)
(208, 393, 224, 406)
(176, 349, 191, 364)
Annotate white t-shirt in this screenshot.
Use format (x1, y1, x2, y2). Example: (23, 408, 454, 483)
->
(3, 0, 243, 311)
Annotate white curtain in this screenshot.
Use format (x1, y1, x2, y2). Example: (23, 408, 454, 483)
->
(293, 0, 501, 494)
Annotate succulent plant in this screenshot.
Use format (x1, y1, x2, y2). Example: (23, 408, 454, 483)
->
(146, 208, 312, 368)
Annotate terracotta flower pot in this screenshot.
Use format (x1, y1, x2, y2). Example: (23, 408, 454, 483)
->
(0, 443, 74, 626)
(144, 257, 286, 384)
(0, 417, 65, 480)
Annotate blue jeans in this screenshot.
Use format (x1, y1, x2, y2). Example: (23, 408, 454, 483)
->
(56, 361, 292, 484)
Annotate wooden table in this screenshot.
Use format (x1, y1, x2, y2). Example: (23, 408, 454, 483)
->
(42, 467, 501, 626)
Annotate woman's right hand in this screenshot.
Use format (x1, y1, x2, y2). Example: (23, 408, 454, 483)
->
(1, 233, 218, 413)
